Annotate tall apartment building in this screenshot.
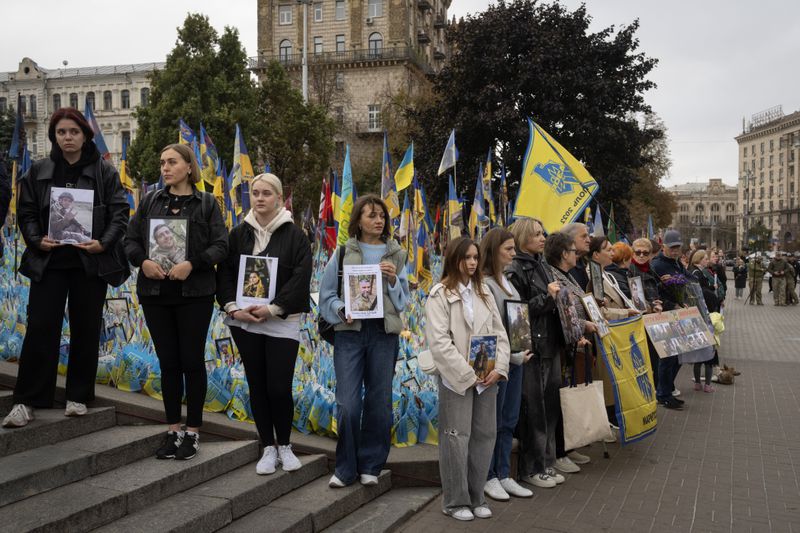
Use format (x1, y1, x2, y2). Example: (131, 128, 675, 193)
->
(669, 178, 738, 251)
(0, 57, 163, 166)
(735, 106, 800, 251)
(251, 0, 450, 168)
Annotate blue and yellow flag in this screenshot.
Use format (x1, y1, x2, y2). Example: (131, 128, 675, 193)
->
(437, 129, 457, 176)
(448, 175, 463, 240)
(336, 146, 354, 246)
(381, 133, 401, 220)
(598, 315, 657, 445)
(394, 143, 414, 192)
(468, 165, 489, 239)
(119, 141, 137, 215)
(482, 149, 496, 224)
(232, 124, 255, 215)
(178, 119, 196, 145)
(84, 101, 110, 160)
(199, 124, 220, 188)
(514, 119, 599, 233)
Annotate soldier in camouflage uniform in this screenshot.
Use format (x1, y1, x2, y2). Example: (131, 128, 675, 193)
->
(767, 253, 791, 306)
(784, 254, 798, 305)
(747, 254, 766, 305)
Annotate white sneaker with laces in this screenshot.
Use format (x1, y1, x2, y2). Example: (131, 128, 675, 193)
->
(525, 473, 556, 488)
(567, 450, 591, 464)
(64, 401, 88, 417)
(499, 477, 533, 498)
(329, 474, 347, 488)
(360, 474, 379, 486)
(278, 444, 302, 472)
(256, 446, 278, 475)
(2, 404, 34, 428)
(473, 505, 492, 519)
(545, 468, 566, 484)
(672, 388, 681, 397)
(484, 478, 510, 501)
(443, 507, 474, 521)
(554, 456, 581, 473)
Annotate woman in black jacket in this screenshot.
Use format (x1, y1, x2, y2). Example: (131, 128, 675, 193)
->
(216, 173, 312, 475)
(3, 108, 129, 429)
(125, 143, 228, 460)
(732, 258, 747, 299)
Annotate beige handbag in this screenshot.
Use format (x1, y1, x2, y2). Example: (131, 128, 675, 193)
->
(560, 380, 613, 450)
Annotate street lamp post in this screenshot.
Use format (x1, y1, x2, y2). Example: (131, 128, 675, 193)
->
(298, 0, 310, 103)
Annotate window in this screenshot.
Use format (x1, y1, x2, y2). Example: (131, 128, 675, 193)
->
(336, 34, 345, 53)
(770, 139, 774, 151)
(368, 104, 381, 131)
(121, 90, 130, 109)
(29, 95, 37, 118)
(367, 0, 382, 17)
(368, 32, 383, 57)
(335, 106, 344, 125)
(743, 146, 748, 157)
(314, 36, 323, 55)
(695, 203, 704, 212)
(19, 95, 26, 114)
(69, 93, 78, 108)
(279, 39, 293, 62)
(140, 88, 150, 107)
(769, 155, 774, 167)
(314, 2, 323, 22)
(279, 4, 292, 25)
(0, 97, 6, 113)
(121, 130, 131, 150)
(103, 90, 113, 111)
(335, 71, 344, 90)
(335, 0, 345, 20)
(711, 203, 720, 212)
(86, 91, 96, 111)
(760, 142, 764, 154)
(53, 94, 61, 109)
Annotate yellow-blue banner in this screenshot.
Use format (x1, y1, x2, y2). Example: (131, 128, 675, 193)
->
(598, 315, 657, 445)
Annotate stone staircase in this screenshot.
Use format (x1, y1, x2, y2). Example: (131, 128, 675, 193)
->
(0, 393, 439, 532)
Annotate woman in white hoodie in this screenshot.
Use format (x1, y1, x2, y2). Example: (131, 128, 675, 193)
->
(216, 173, 312, 474)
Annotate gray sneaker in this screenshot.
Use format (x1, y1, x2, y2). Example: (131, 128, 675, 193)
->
(2, 404, 34, 428)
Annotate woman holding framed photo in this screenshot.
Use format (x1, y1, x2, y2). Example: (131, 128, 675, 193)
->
(216, 173, 312, 474)
(424, 237, 510, 521)
(124, 143, 227, 460)
(4, 108, 129, 429)
(478, 228, 533, 502)
(318, 194, 409, 488)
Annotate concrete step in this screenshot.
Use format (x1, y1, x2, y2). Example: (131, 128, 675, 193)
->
(220, 470, 392, 533)
(0, 390, 13, 412)
(0, 423, 165, 507)
(321, 487, 442, 533)
(0, 439, 258, 532)
(0, 407, 116, 458)
(94, 454, 329, 533)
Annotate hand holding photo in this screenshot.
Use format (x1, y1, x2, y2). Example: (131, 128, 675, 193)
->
(343, 264, 384, 319)
(148, 218, 187, 272)
(236, 255, 278, 308)
(505, 300, 532, 352)
(556, 289, 584, 345)
(580, 294, 610, 338)
(468, 335, 498, 381)
(48, 187, 94, 244)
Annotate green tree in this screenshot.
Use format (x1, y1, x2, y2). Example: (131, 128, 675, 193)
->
(0, 106, 17, 156)
(402, 0, 660, 226)
(129, 14, 258, 183)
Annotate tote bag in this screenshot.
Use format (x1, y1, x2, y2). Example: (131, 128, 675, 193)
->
(560, 381, 613, 450)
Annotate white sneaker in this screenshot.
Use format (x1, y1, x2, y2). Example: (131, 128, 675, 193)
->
(64, 401, 88, 417)
(360, 474, 379, 486)
(672, 388, 681, 397)
(567, 450, 591, 465)
(2, 404, 34, 428)
(473, 505, 492, 519)
(443, 507, 474, 521)
(711, 374, 719, 383)
(525, 473, 556, 488)
(329, 474, 347, 488)
(554, 456, 581, 473)
(484, 478, 510, 501)
(256, 446, 278, 475)
(545, 468, 566, 484)
(604, 426, 617, 443)
(499, 477, 533, 498)
(278, 444, 302, 472)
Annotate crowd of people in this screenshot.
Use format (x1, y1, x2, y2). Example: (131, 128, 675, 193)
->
(734, 251, 800, 306)
(0, 107, 768, 523)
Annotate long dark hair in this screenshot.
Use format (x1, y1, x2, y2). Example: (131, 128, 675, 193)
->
(347, 194, 391, 242)
(441, 237, 489, 303)
(479, 227, 515, 295)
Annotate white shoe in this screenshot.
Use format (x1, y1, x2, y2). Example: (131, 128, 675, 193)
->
(278, 444, 302, 472)
(484, 478, 510, 501)
(545, 468, 566, 484)
(567, 450, 591, 465)
(525, 473, 557, 488)
(256, 446, 278, 475)
(443, 507, 474, 521)
(604, 426, 617, 443)
(2, 404, 34, 428)
(711, 374, 719, 383)
(554, 457, 581, 473)
(329, 474, 347, 488)
(64, 401, 87, 417)
(360, 474, 379, 486)
(672, 388, 681, 397)
(473, 505, 492, 519)
(499, 477, 533, 498)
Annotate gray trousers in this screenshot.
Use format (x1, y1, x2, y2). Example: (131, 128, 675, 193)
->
(438, 377, 497, 511)
(517, 354, 562, 476)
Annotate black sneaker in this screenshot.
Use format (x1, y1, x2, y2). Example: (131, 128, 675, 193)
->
(156, 431, 183, 460)
(174, 431, 199, 460)
(659, 398, 684, 410)
(672, 397, 685, 405)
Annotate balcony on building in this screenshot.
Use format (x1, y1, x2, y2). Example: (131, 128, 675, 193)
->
(354, 120, 383, 136)
(249, 45, 433, 74)
(417, 31, 431, 44)
(417, 0, 432, 10)
(433, 13, 446, 28)
(433, 48, 446, 60)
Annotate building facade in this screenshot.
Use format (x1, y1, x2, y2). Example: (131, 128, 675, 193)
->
(735, 106, 800, 252)
(251, 0, 450, 168)
(0, 57, 164, 166)
(669, 178, 738, 251)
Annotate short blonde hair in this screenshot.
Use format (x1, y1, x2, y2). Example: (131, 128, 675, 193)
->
(251, 173, 283, 198)
(509, 217, 543, 252)
(632, 238, 652, 251)
(689, 249, 707, 266)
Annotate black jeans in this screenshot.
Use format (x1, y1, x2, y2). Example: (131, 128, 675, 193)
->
(14, 268, 107, 407)
(142, 298, 213, 428)
(229, 326, 299, 446)
(518, 354, 561, 475)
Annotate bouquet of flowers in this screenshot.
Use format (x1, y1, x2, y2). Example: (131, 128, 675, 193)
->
(662, 274, 689, 305)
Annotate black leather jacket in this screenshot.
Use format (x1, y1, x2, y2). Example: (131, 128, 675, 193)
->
(506, 252, 564, 359)
(17, 157, 129, 282)
(216, 219, 312, 316)
(125, 186, 228, 297)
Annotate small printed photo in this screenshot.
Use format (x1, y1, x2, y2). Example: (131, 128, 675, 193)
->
(148, 218, 187, 272)
(629, 276, 648, 312)
(215, 337, 235, 367)
(505, 301, 532, 353)
(468, 335, 498, 381)
(49, 187, 94, 244)
(556, 289, 584, 345)
(236, 255, 278, 307)
(343, 264, 384, 319)
(589, 260, 605, 302)
(104, 297, 130, 328)
(580, 294, 610, 338)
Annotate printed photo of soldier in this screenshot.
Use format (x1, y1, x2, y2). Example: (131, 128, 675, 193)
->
(147, 218, 187, 272)
(48, 187, 93, 244)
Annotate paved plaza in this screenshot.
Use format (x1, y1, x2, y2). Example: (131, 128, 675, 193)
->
(401, 284, 800, 532)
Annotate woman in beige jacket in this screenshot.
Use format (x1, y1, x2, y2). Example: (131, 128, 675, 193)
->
(424, 237, 510, 522)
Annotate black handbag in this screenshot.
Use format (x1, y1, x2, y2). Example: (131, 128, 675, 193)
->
(318, 246, 345, 345)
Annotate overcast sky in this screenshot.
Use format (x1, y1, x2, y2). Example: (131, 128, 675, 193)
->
(2, 0, 799, 186)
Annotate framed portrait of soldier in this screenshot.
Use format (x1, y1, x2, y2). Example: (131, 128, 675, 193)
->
(555, 288, 584, 345)
(580, 294, 610, 338)
(147, 218, 187, 272)
(48, 187, 94, 244)
(215, 337, 236, 367)
(504, 300, 532, 353)
(589, 260, 605, 302)
(468, 335, 498, 381)
(343, 264, 384, 319)
(629, 276, 648, 312)
(236, 255, 278, 308)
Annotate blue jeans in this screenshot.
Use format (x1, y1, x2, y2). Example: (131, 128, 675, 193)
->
(333, 320, 399, 484)
(657, 356, 679, 402)
(488, 362, 523, 480)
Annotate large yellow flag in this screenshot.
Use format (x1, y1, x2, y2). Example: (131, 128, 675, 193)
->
(514, 119, 598, 233)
